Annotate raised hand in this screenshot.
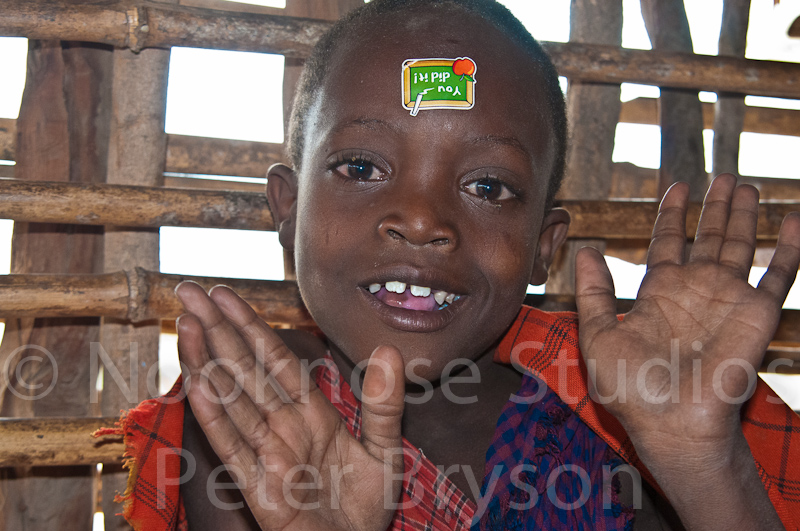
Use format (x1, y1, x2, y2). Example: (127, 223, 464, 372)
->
(574, 174, 800, 530)
(175, 282, 406, 531)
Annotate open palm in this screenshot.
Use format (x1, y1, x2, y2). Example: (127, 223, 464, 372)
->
(575, 174, 800, 447)
(176, 282, 405, 531)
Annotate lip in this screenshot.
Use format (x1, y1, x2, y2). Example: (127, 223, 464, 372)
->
(357, 264, 468, 333)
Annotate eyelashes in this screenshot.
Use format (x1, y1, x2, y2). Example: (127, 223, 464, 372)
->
(327, 152, 523, 204)
(329, 151, 387, 182)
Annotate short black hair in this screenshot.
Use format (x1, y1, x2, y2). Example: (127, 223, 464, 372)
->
(286, 0, 567, 206)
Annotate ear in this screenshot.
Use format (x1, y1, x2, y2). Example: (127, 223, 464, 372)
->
(266, 163, 298, 251)
(529, 207, 570, 286)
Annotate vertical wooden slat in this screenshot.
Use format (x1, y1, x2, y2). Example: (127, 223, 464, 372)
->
(547, 0, 622, 295)
(641, 0, 708, 201)
(0, 40, 112, 531)
(99, 43, 170, 529)
(713, 0, 751, 175)
(280, 0, 364, 282)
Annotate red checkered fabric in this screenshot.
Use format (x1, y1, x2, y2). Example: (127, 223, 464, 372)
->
(494, 305, 800, 530)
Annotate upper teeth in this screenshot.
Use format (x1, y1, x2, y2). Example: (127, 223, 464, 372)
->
(368, 281, 460, 306)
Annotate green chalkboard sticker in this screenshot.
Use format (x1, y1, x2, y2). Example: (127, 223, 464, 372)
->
(402, 57, 476, 116)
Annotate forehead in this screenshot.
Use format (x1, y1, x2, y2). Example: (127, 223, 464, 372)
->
(303, 7, 556, 181)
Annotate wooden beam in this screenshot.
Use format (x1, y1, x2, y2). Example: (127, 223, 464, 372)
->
(0, 180, 798, 240)
(619, 98, 800, 138)
(548, 0, 622, 294)
(0, 269, 313, 326)
(2, 2, 800, 98)
(0, 417, 124, 467)
(641, 0, 707, 200)
(0, 117, 14, 161)
(166, 134, 285, 178)
(0, 180, 274, 230)
(561, 199, 797, 241)
(609, 162, 800, 201)
(712, 0, 750, 175)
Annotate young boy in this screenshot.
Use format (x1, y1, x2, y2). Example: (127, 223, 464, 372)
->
(113, 1, 800, 529)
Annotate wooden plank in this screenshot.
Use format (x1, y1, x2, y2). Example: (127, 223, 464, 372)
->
(641, 0, 707, 200)
(0, 180, 275, 230)
(713, 0, 751, 175)
(0, 40, 111, 531)
(619, 98, 800, 138)
(166, 134, 285, 177)
(0, 269, 313, 326)
(0, 180, 797, 240)
(2, 2, 800, 98)
(101, 35, 172, 530)
(0, 417, 124, 467)
(547, 0, 622, 294)
(610, 162, 800, 201)
(561, 199, 797, 241)
(0, 117, 14, 161)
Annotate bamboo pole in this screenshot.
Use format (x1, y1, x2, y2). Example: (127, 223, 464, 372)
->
(0, 417, 124, 467)
(2, 1, 800, 98)
(0, 180, 798, 240)
(0, 269, 313, 325)
(0, 180, 274, 230)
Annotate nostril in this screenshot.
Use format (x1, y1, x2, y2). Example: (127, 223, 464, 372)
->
(431, 237, 450, 246)
(387, 229, 404, 240)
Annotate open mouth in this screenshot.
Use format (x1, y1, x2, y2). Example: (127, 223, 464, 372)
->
(365, 281, 461, 311)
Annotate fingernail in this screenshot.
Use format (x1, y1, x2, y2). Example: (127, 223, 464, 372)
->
(208, 284, 232, 296)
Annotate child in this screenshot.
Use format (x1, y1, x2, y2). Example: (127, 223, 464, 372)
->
(113, 0, 800, 529)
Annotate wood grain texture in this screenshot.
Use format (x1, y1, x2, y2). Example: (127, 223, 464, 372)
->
(712, 0, 751, 176)
(0, 269, 313, 326)
(2, 2, 800, 97)
(0, 417, 124, 467)
(641, 0, 707, 200)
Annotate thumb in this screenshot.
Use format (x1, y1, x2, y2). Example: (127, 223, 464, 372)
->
(360, 345, 406, 469)
(575, 246, 619, 353)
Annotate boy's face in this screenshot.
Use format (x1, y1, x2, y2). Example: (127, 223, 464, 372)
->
(271, 8, 568, 380)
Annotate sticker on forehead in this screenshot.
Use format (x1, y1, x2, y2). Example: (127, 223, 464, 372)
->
(402, 57, 476, 116)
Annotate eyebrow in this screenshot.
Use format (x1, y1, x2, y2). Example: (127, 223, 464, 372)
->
(466, 134, 532, 164)
(330, 118, 401, 136)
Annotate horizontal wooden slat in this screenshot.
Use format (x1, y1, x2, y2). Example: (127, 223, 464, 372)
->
(609, 162, 800, 201)
(2, 1, 800, 98)
(165, 134, 284, 178)
(0, 417, 124, 466)
(0, 268, 312, 325)
(619, 98, 800, 138)
(0, 180, 798, 240)
(0, 179, 273, 230)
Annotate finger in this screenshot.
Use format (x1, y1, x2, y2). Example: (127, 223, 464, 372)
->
(758, 212, 800, 303)
(575, 247, 619, 355)
(689, 174, 736, 263)
(717, 183, 759, 278)
(176, 282, 302, 414)
(178, 313, 261, 474)
(646, 182, 690, 270)
(208, 285, 319, 412)
(360, 345, 405, 470)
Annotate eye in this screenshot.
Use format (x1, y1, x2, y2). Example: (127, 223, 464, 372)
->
(464, 177, 516, 201)
(334, 157, 383, 181)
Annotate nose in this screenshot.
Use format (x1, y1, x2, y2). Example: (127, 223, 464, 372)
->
(377, 178, 458, 249)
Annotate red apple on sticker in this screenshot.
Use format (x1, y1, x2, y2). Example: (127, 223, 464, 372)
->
(452, 57, 475, 82)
